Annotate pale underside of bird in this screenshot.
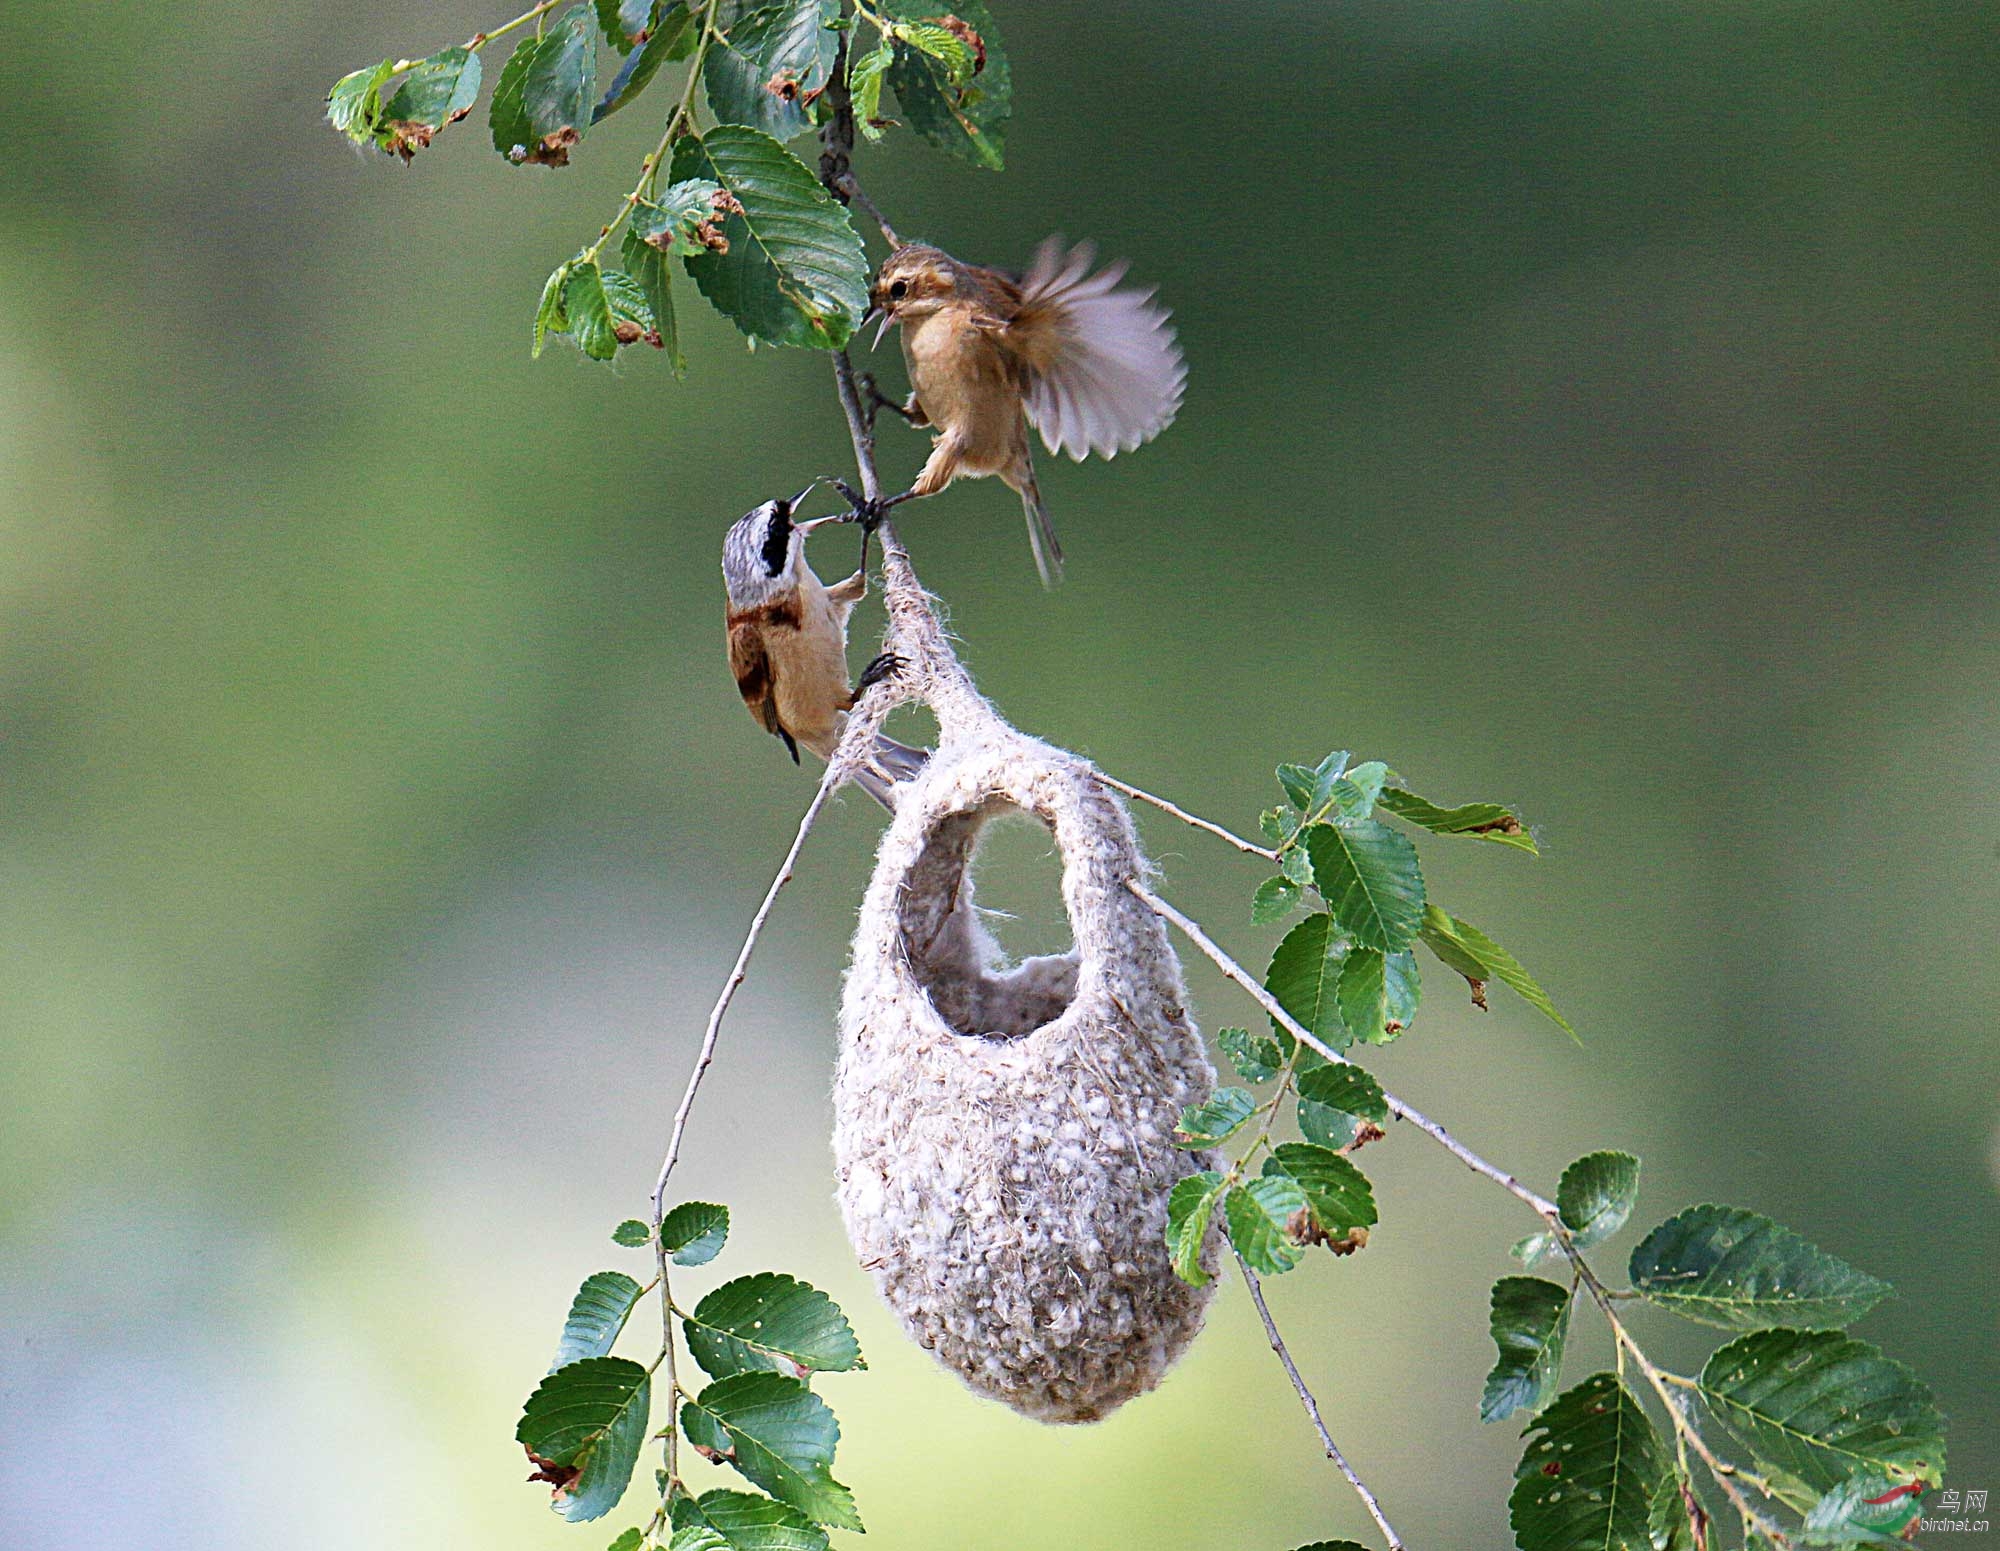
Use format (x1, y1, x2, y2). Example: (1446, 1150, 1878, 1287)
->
(870, 236, 1187, 586)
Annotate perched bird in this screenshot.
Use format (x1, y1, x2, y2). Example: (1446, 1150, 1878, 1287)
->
(721, 487, 927, 809)
(869, 236, 1187, 587)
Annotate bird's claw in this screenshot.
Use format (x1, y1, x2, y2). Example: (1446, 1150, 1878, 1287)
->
(854, 652, 904, 696)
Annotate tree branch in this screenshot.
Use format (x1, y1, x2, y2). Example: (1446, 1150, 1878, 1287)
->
(1130, 878, 1561, 1218)
(1094, 771, 1280, 860)
(1239, 1254, 1406, 1550)
(1127, 871, 1790, 1543)
(647, 753, 850, 1492)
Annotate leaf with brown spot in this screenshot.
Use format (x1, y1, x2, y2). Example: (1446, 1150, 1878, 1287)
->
(932, 14, 986, 72)
(524, 1448, 581, 1492)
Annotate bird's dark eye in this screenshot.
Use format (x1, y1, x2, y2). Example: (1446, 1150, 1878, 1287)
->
(888, 280, 908, 300)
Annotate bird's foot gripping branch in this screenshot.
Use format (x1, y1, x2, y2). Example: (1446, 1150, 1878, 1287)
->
(330, 3, 1951, 1548)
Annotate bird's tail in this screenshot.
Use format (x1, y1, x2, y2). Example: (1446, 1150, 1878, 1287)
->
(850, 733, 930, 811)
(1018, 465, 1065, 589)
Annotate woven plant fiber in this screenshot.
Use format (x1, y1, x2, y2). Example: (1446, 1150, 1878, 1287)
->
(831, 593, 1221, 1420)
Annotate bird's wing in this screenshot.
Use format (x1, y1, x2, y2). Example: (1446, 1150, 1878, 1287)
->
(728, 618, 799, 761)
(1008, 237, 1187, 462)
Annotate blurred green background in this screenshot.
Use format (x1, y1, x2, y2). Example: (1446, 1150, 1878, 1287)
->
(3, 0, 1996, 1545)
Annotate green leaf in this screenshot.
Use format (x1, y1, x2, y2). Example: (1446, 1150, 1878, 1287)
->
(632, 178, 732, 257)
(848, 39, 894, 137)
(594, 6, 697, 122)
(1627, 1205, 1892, 1331)
(373, 48, 482, 157)
(1165, 1169, 1225, 1285)
(1420, 905, 1575, 1039)
(1224, 1174, 1307, 1275)
(1296, 1093, 1359, 1150)
(609, 1529, 647, 1551)
(683, 1272, 863, 1379)
(1510, 1374, 1666, 1551)
(885, 0, 1010, 168)
(563, 260, 620, 360)
(602, 266, 659, 345)
(1291, 749, 1352, 819)
(327, 59, 396, 143)
(1305, 820, 1426, 952)
(1557, 1151, 1640, 1249)
(1379, 786, 1538, 852)
(554, 1271, 646, 1368)
(672, 1487, 831, 1551)
(1290, 1048, 1382, 1146)
(1322, 759, 1388, 821)
(1264, 913, 1350, 1057)
(1647, 1470, 1699, 1551)
(1480, 1276, 1572, 1422)
(669, 1527, 733, 1551)
(889, 20, 976, 82)
(1295, 1062, 1388, 1125)
(1698, 1330, 1945, 1508)
(1173, 1086, 1256, 1148)
(1334, 946, 1420, 1044)
(1267, 1142, 1376, 1243)
(662, 1201, 730, 1266)
(670, 127, 869, 348)
(1260, 805, 1301, 849)
(1802, 1471, 1929, 1544)
(1252, 875, 1302, 924)
(706, 0, 839, 142)
(1218, 1025, 1283, 1084)
(518, 1356, 651, 1522)
(681, 1372, 862, 1531)
(595, 0, 654, 52)
(1276, 763, 1319, 811)
(490, 7, 599, 165)
(1419, 905, 1491, 983)
(1512, 1232, 1557, 1268)
(611, 1219, 652, 1247)
(1296, 1543, 1371, 1551)
(534, 259, 575, 357)
(621, 228, 682, 372)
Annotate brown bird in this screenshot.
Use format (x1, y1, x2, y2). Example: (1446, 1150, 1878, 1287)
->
(721, 487, 926, 808)
(869, 236, 1187, 587)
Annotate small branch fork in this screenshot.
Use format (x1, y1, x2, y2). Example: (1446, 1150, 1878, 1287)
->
(1125, 815, 1791, 1547)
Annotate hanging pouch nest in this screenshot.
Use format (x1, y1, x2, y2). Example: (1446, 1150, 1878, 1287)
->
(831, 550, 1220, 1424)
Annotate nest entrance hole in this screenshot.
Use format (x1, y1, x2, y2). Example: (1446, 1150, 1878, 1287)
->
(896, 796, 1081, 1041)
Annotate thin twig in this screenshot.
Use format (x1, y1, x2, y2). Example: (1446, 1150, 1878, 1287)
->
(464, 0, 562, 51)
(1095, 771, 1280, 860)
(837, 172, 901, 247)
(1239, 1255, 1406, 1551)
(1128, 879, 1561, 1220)
(647, 754, 848, 1489)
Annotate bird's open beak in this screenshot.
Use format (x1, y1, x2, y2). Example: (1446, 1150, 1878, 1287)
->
(789, 478, 826, 510)
(794, 514, 843, 535)
(866, 305, 895, 349)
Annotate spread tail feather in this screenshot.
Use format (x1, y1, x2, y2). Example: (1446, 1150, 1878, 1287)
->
(851, 733, 930, 811)
(1019, 469, 1065, 588)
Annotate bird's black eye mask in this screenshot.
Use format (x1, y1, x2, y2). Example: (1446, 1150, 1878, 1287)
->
(760, 505, 792, 576)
